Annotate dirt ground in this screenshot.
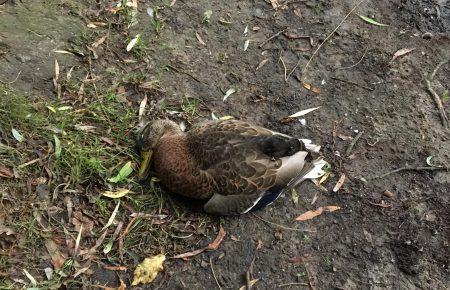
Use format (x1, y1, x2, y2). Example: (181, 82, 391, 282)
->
(1, 0, 449, 289)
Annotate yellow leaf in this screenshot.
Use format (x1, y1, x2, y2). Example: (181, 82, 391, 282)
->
(101, 188, 131, 199)
(132, 254, 166, 286)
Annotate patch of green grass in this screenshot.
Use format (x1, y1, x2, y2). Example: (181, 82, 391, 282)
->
(181, 97, 200, 118)
(443, 90, 449, 102)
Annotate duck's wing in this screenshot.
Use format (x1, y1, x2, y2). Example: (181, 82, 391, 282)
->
(186, 120, 325, 215)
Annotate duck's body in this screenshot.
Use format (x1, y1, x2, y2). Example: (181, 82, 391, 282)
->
(137, 119, 326, 215)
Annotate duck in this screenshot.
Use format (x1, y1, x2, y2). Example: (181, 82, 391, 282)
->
(136, 119, 327, 216)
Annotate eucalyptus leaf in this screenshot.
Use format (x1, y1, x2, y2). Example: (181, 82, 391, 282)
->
(358, 15, 388, 27)
(12, 128, 25, 142)
(54, 135, 61, 158)
(108, 161, 133, 183)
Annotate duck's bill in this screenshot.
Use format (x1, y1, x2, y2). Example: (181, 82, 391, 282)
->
(138, 150, 153, 181)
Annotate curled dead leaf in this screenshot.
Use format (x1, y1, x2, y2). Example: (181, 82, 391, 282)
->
(101, 188, 131, 199)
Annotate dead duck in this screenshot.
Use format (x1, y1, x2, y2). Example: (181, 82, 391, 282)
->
(136, 119, 327, 216)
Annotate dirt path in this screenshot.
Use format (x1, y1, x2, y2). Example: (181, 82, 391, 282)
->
(1, 0, 449, 289)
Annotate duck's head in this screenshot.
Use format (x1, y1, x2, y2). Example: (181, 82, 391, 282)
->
(136, 119, 181, 181)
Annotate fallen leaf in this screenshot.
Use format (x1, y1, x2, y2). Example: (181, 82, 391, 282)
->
(101, 137, 115, 146)
(255, 59, 269, 71)
(195, 32, 206, 46)
(132, 254, 166, 286)
(302, 82, 321, 94)
(126, 34, 141, 52)
(288, 106, 320, 118)
(102, 201, 120, 231)
(223, 88, 236, 102)
(238, 279, 259, 290)
(104, 265, 127, 271)
(332, 173, 346, 192)
(0, 165, 14, 178)
(72, 211, 94, 236)
(270, 0, 279, 9)
(108, 161, 133, 183)
(101, 188, 131, 199)
(139, 96, 148, 120)
(45, 239, 66, 269)
(244, 40, 250, 51)
(358, 15, 388, 27)
(173, 226, 226, 259)
(293, 8, 302, 17)
(391, 48, 414, 61)
(23, 269, 37, 286)
(289, 254, 309, 264)
(54, 59, 60, 82)
(58, 106, 72, 111)
(92, 35, 107, 48)
(74, 124, 97, 132)
(53, 50, 75, 55)
(11, 128, 25, 142)
(206, 226, 226, 250)
(282, 31, 306, 39)
(295, 206, 341, 221)
(53, 135, 61, 158)
(170, 0, 176, 7)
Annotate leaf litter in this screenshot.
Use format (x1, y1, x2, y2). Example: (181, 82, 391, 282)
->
(296, 206, 341, 221)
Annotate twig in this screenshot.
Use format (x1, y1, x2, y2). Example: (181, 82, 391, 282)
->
(252, 213, 316, 232)
(166, 64, 202, 83)
(425, 59, 449, 128)
(210, 256, 222, 290)
(336, 48, 368, 70)
(372, 166, 449, 180)
(302, 0, 367, 77)
(279, 55, 287, 81)
(259, 29, 286, 48)
(345, 131, 363, 156)
(331, 77, 374, 91)
(0, 70, 21, 84)
(278, 282, 309, 287)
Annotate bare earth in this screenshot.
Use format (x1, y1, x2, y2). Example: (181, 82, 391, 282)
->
(0, 0, 449, 289)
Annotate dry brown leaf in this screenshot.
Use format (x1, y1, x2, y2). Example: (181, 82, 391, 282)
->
(72, 211, 94, 236)
(104, 265, 128, 271)
(256, 239, 263, 250)
(100, 137, 115, 146)
(54, 59, 60, 82)
(195, 32, 206, 46)
(255, 59, 269, 71)
(283, 31, 304, 39)
(173, 226, 226, 260)
(132, 254, 166, 286)
(391, 48, 415, 62)
(293, 8, 302, 17)
(270, 0, 279, 9)
(0, 165, 14, 178)
(92, 35, 107, 48)
(45, 239, 66, 269)
(206, 226, 226, 250)
(294, 46, 310, 52)
(289, 254, 309, 264)
(333, 173, 346, 192)
(302, 82, 321, 94)
(295, 206, 341, 221)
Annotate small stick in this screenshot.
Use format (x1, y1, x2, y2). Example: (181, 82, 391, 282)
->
(279, 55, 288, 81)
(259, 29, 286, 48)
(372, 166, 449, 180)
(166, 64, 202, 83)
(331, 77, 374, 91)
(252, 213, 316, 232)
(0, 70, 21, 84)
(278, 282, 309, 287)
(345, 131, 363, 156)
(425, 59, 449, 128)
(336, 48, 368, 70)
(302, 0, 367, 77)
(210, 256, 222, 290)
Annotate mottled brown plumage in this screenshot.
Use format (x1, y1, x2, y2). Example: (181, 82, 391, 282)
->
(137, 119, 326, 215)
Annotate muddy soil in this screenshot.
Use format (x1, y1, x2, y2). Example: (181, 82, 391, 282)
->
(1, 0, 449, 289)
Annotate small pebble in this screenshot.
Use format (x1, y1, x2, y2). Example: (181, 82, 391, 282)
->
(254, 8, 263, 18)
